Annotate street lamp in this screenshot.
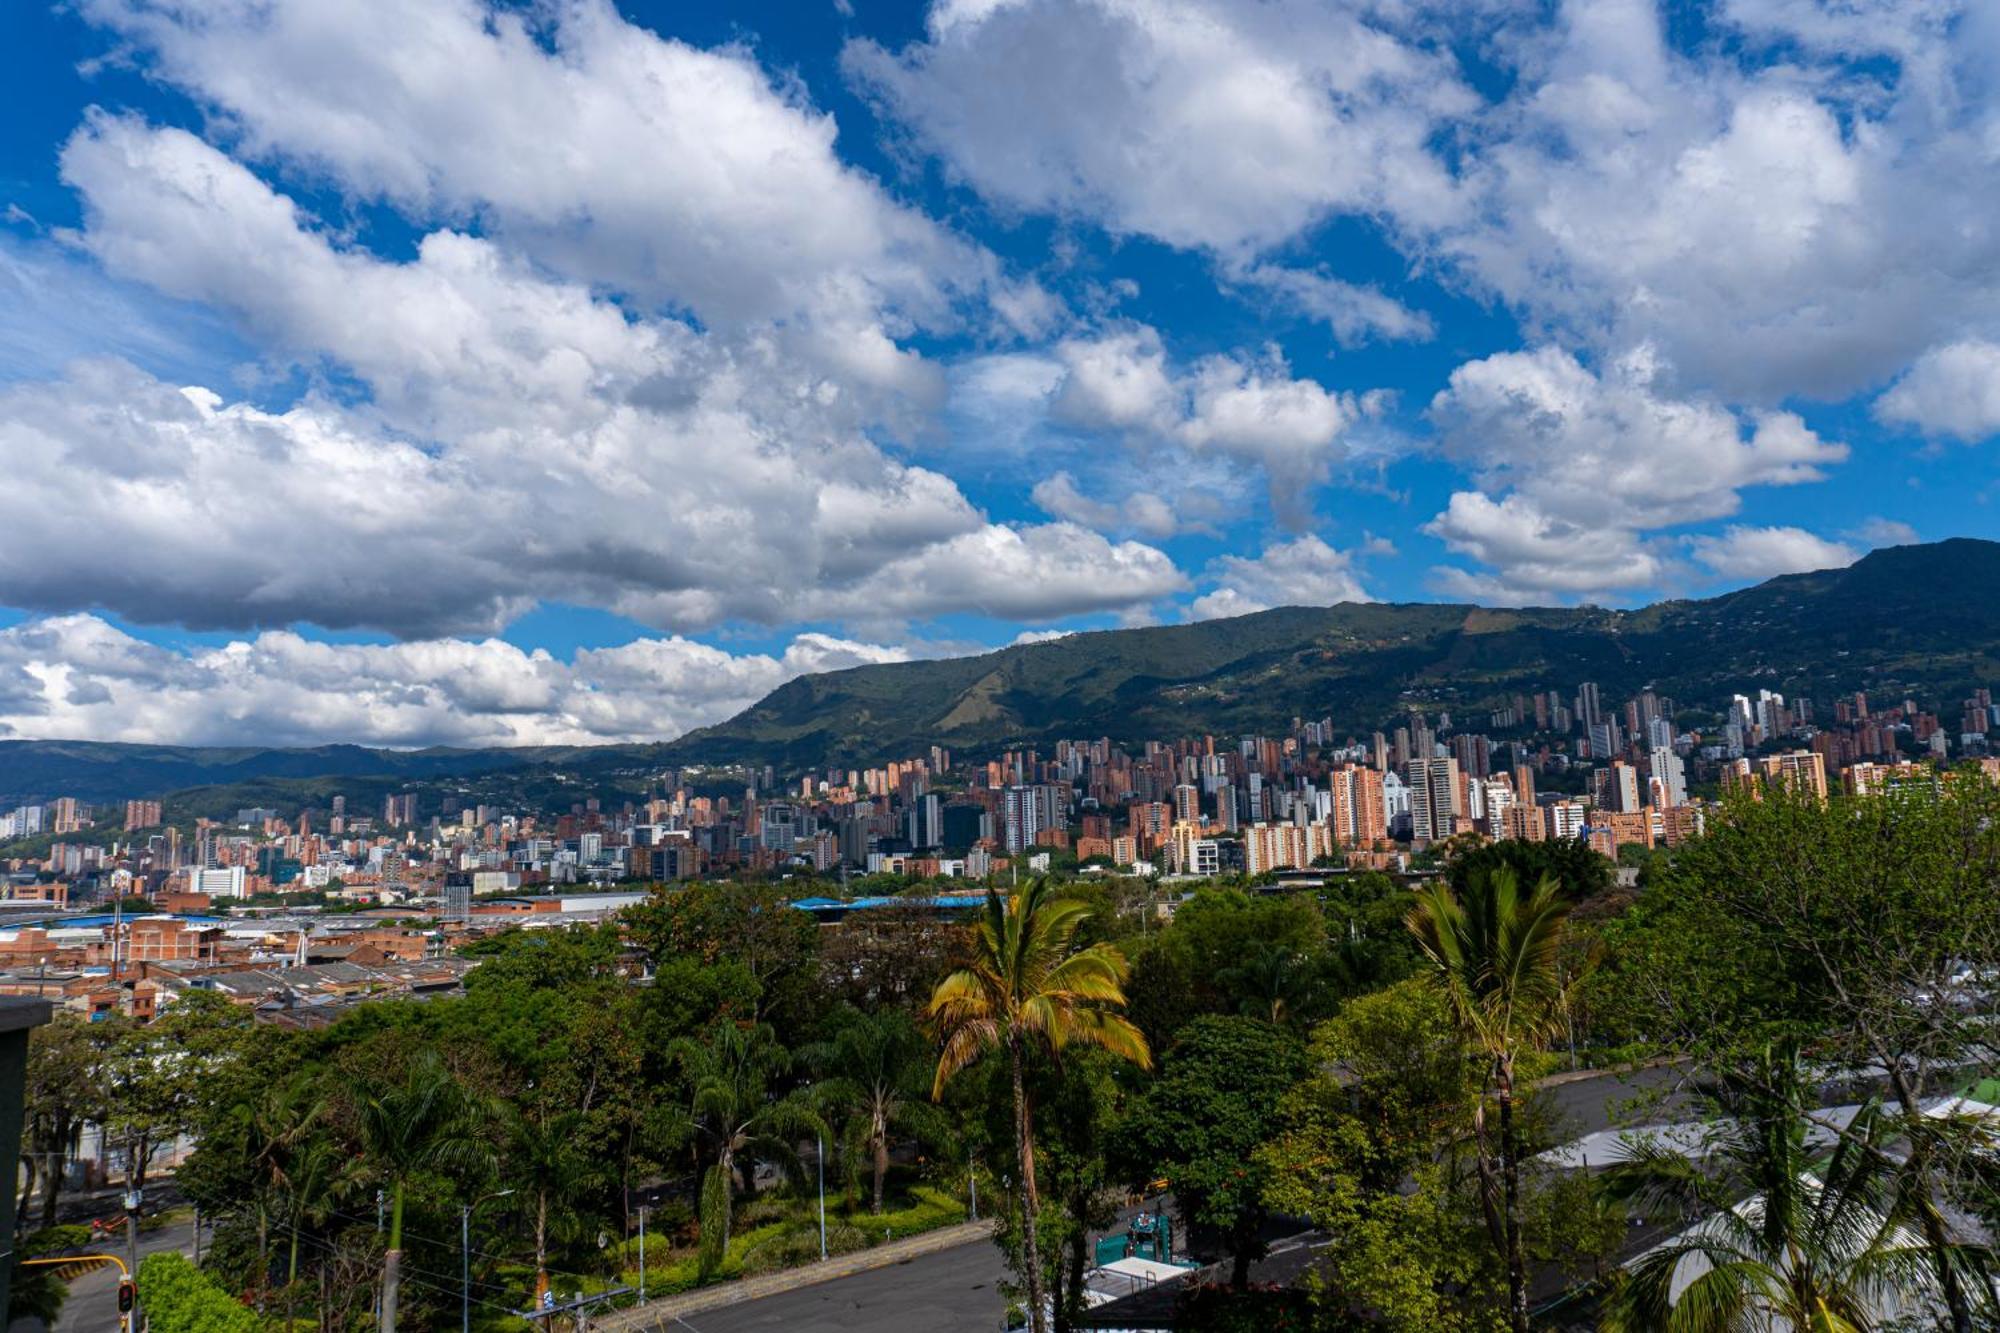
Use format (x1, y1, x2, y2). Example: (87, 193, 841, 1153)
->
(461, 1188, 514, 1333)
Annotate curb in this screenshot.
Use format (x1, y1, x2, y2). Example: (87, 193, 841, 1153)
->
(598, 1219, 997, 1330)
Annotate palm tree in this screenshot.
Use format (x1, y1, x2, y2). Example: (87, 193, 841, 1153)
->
(1599, 1054, 1995, 1330)
(668, 1020, 820, 1277)
(927, 879, 1152, 1333)
(280, 1135, 362, 1333)
(358, 1051, 493, 1333)
(242, 1074, 325, 1312)
(1407, 865, 1571, 1333)
(499, 1104, 592, 1300)
(1217, 940, 1322, 1025)
(801, 1006, 947, 1213)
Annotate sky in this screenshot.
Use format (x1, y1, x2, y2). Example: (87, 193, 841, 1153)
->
(0, 0, 1995, 749)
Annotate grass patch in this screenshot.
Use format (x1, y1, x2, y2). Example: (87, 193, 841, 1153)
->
(608, 1183, 970, 1297)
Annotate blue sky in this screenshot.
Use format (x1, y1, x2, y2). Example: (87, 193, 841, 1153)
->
(0, 0, 1994, 747)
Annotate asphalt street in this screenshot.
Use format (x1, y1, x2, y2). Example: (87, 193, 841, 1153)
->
(662, 1237, 1008, 1333)
(43, 1215, 197, 1333)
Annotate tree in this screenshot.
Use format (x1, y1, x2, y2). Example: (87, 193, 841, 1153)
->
(818, 903, 968, 1011)
(1603, 781, 2000, 1332)
(1114, 1015, 1307, 1287)
(928, 879, 1152, 1333)
(8, 1225, 88, 1327)
(668, 1020, 818, 1277)
(625, 880, 820, 1026)
(1259, 979, 1502, 1330)
(1445, 837, 1613, 903)
(801, 1007, 945, 1214)
(1214, 942, 1324, 1026)
(1407, 866, 1571, 1333)
(99, 990, 251, 1191)
(20, 1014, 102, 1227)
(358, 1049, 492, 1333)
(239, 1073, 324, 1311)
(1011, 1051, 1126, 1333)
(1599, 1051, 1996, 1331)
(499, 1103, 592, 1299)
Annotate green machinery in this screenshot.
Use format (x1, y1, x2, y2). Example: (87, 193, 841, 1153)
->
(1093, 1209, 1179, 1267)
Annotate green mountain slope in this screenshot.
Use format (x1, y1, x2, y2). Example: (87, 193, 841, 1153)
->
(661, 538, 2000, 766)
(2, 539, 1995, 799)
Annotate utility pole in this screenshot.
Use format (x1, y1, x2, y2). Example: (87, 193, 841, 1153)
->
(817, 1133, 827, 1261)
(462, 1188, 514, 1333)
(637, 1205, 647, 1303)
(123, 1184, 142, 1319)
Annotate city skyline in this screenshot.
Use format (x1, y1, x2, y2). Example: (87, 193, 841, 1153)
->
(2, 0, 1997, 749)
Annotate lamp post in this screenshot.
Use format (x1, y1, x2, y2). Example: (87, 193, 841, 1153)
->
(123, 1185, 142, 1306)
(637, 1204, 648, 1303)
(816, 1132, 827, 1261)
(461, 1188, 515, 1333)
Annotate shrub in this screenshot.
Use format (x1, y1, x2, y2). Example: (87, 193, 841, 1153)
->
(9, 1225, 94, 1326)
(136, 1251, 261, 1333)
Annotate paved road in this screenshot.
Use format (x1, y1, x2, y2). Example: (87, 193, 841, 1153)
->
(661, 1238, 1008, 1333)
(1541, 1062, 1692, 1138)
(46, 1216, 196, 1333)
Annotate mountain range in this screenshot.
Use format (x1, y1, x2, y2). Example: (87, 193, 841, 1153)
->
(2, 538, 1996, 803)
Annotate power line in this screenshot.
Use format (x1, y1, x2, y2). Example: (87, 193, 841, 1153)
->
(312, 1201, 612, 1287)
(280, 1226, 528, 1320)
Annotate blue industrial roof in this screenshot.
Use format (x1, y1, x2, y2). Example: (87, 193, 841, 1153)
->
(789, 894, 986, 913)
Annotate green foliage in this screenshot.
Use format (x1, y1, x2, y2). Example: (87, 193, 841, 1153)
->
(928, 881, 1149, 1333)
(801, 1006, 947, 1213)
(1597, 1052, 1994, 1331)
(624, 880, 821, 1026)
(1408, 866, 1575, 1332)
(1445, 837, 1614, 902)
(459, 922, 625, 986)
(666, 1019, 821, 1277)
(1125, 890, 1328, 1046)
(21, 1013, 105, 1229)
(136, 1251, 262, 1333)
(1593, 781, 2000, 1331)
(1115, 1016, 1308, 1286)
(7, 1225, 92, 1326)
(1259, 981, 1504, 1329)
(1599, 782, 2000, 1069)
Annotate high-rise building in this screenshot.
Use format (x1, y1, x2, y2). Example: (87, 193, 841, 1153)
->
(1649, 747, 1688, 808)
(1328, 764, 1387, 847)
(905, 793, 943, 849)
(1004, 786, 1042, 853)
(1608, 760, 1642, 813)
(1544, 801, 1587, 841)
(1576, 682, 1603, 729)
(941, 804, 987, 850)
(125, 800, 163, 830)
(191, 865, 248, 899)
(1408, 756, 1463, 843)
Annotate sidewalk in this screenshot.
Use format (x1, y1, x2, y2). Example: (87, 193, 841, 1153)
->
(597, 1219, 997, 1331)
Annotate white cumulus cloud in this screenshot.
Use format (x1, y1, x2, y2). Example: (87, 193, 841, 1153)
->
(0, 615, 912, 747)
(1187, 536, 1374, 620)
(1875, 340, 2000, 442)
(1685, 525, 1860, 581)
